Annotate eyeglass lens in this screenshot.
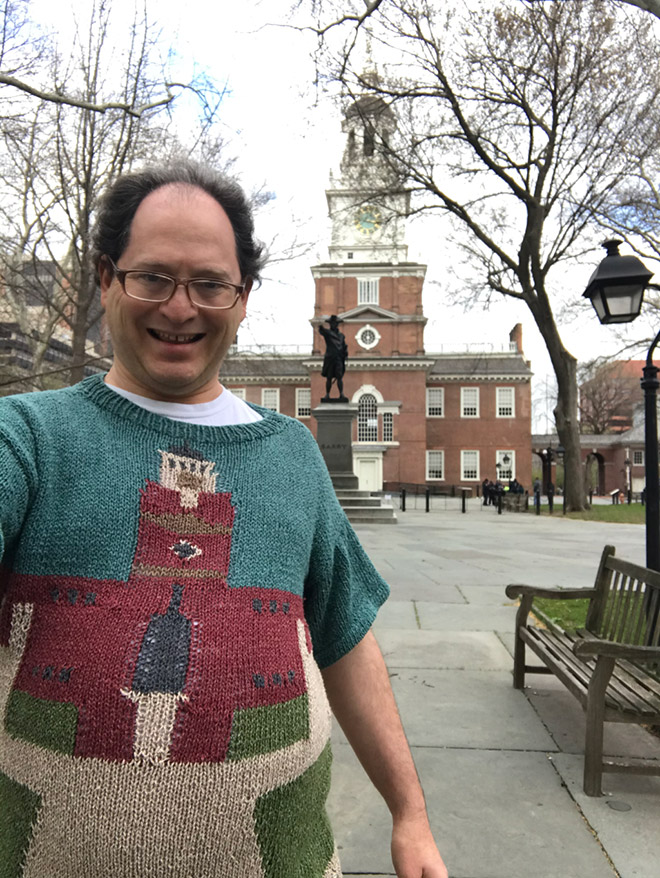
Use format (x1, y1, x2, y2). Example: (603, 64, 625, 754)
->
(123, 271, 239, 308)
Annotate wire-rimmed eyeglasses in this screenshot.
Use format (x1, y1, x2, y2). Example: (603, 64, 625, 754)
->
(105, 257, 247, 310)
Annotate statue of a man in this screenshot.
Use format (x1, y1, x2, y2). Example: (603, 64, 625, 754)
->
(319, 315, 348, 402)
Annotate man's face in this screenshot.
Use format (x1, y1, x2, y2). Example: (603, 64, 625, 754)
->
(100, 184, 250, 403)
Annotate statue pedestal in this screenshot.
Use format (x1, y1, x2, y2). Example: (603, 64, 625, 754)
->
(312, 402, 359, 490)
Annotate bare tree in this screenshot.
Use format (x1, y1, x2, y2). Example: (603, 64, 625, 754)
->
(306, 0, 660, 510)
(578, 358, 641, 434)
(0, 0, 204, 117)
(0, 0, 226, 391)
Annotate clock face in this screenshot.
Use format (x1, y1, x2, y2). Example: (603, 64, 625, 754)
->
(354, 206, 381, 235)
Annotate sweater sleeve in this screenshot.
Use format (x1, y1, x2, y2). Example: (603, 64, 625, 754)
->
(303, 467, 390, 669)
(0, 406, 38, 566)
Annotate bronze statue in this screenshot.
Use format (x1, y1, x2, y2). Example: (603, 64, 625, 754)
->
(319, 315, 348, 402)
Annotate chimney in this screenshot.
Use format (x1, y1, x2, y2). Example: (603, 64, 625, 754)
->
(509, 323, 523, 354)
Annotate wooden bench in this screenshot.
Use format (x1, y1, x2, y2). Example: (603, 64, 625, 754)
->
(505, 545, 660, 796)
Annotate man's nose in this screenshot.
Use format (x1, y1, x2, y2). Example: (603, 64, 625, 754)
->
(158, 282, 198, 320)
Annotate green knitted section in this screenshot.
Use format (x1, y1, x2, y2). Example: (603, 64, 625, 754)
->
(5, 690, 78, 755)
(0, 771, 41, 878)
(254, 741, 335, 878)
(227, 694, 309, 761)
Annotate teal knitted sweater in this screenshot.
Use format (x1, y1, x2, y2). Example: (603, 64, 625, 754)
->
(0, 375, 389, 878)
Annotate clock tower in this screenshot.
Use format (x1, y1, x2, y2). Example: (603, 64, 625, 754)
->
(309, 92, 431, 491)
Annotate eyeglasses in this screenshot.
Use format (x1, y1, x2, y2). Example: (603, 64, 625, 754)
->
(105, 257, 246, 310)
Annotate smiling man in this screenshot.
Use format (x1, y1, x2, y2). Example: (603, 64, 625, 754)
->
(0, 163, 447, 878)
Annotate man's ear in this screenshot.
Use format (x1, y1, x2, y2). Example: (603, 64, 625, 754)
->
(99, 256, 114, 307)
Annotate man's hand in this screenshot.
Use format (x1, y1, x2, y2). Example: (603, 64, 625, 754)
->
(320, 631, 448, 878)
(391, 811, 448, 878)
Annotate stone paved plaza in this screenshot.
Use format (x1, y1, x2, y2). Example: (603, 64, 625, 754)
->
(328, 501, 660, 878)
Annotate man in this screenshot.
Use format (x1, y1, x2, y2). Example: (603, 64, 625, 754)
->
(319, 314, 348, 401)
(0, 163, 447, 877)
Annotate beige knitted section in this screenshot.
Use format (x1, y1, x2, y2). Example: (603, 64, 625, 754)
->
(8, 602, 33, 655)
(120, 690, 189, 765)
(1, 619, 336, 878)
(324, 849, 342, 877)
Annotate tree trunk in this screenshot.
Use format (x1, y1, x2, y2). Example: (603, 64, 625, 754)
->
(531, 304, 587, 511)
(553, 352, 587, 512)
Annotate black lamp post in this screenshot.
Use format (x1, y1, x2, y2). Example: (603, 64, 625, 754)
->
(583, 240, 660, 569)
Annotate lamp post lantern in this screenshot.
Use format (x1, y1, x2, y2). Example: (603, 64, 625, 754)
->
(583, 240, 660, 570)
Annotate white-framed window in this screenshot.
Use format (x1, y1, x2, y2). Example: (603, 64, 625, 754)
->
(426, 450, 444, 480)
(358, 278, 379, 305)
(461, 450, 480, 480)
(383, 412, 393, 442)
(426, 387, 444, 417)
(461, 387, 479, 418)
(357, 393, 378, 441)
(496, 450, 515, 481)
(496, 386, 515, 418)
(296, 388, 311, 418)
(261, 388, 280, 412)
(633, 450, 645, 466)
(231, 387, 246, 400)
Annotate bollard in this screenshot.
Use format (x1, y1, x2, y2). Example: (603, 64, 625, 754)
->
(497, 493, 502, 515)
(425, 487, 430, 513)
(589, 489, 593, 506)
(548, 495, 553, 514)
(462, 491, 467, 514)
(401, 488, 406, 512)
(535, 492, 540, 515)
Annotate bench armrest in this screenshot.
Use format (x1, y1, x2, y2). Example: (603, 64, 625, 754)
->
(574, 640, 660, 661)
(505, 584, 595, 600)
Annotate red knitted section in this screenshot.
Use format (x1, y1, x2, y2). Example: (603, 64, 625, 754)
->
(3, 475, 308, 763)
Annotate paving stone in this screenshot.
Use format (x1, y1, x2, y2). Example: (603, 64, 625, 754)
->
(525, 675, 660, 759)
(550, 753, 660, 878)
(372, 599, 418, 630)
(375, 630, 512, 671)
(389, 668, 557, 750)
(328, 745, 616, 878)
(415, 602, 518, 632)
(457, 584, 520, 605)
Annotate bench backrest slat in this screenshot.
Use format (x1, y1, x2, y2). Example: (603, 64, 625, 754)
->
(585, 547, 660, 681)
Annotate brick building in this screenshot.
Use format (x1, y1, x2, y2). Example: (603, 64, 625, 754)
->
(221, 95, 533, 493)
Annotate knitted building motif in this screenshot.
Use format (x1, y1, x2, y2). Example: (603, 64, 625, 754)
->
(3, 445, 311, 764)
(1, 434, 343, 876)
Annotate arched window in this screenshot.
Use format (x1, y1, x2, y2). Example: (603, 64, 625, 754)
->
(358, 393, 378, 441)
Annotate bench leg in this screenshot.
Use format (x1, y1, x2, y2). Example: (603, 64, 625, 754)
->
(512, 632, 525, 689)
(512, 596, 532, 689)
(583, 656, 614, 797)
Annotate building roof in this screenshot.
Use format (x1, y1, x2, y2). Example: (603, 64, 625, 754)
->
(428, 353, 532, 379)
(220, 354, 309, 381)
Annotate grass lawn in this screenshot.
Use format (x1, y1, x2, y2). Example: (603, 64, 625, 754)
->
(533, 597, 590, 631)
(537, 503, 645, 524)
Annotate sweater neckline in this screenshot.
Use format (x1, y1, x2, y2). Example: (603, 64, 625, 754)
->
(77, 374, 285, 443)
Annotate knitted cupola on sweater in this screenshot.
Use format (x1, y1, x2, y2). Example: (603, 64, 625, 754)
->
(0, 375, 389, 878)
